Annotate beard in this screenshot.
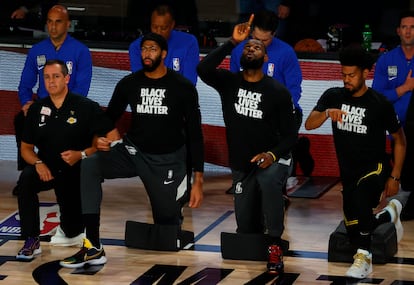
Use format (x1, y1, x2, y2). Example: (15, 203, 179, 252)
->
(240, 56, 264, 70)
(141, 55, 162, 72)
(344, 80, 364, 95)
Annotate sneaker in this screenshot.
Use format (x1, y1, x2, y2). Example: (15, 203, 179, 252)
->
(50, 226, 85, 246)
(384, 199, 404, 242)
(267, 244, 284, 275)
(60, 238, 107, 268)
(16, 237, 42, 261)
(286, 176, 298, 189)
(345, 248, 372, 279)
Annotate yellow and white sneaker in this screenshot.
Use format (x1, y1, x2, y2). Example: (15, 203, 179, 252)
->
(345, 248, 372, 279)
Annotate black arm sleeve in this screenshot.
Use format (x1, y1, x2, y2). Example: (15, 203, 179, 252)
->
(197, 40, 236, 88)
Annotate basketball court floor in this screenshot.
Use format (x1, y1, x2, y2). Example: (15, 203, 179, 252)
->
(0, 160, 413, 284)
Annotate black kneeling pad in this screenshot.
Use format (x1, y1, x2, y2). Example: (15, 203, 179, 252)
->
(328, 221, 397, 264)
(220, 232, 289, 261)
(125, 221, 194, 251)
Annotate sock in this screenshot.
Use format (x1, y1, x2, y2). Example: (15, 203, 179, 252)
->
(376, 210, 391, 224)
(269, 236, 282, 246)
(83, 213, 101, 248)
(359, 232, 371, 250)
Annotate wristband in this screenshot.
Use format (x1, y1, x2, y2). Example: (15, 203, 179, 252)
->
(266, 151, 276, 162)
(389, 175, 400, 181)
(81, 150, 87, 160)
(34, 160, 43, 165)
(325, 109, 330, 118)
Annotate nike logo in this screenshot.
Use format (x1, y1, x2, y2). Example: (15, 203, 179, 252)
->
(388, 76, 397, 81)
(85, 251, 103, 261)
(38, 123, 46, 127)
(163, 180, 174, 185)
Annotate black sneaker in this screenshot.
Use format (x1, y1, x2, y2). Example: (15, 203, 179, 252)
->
(60, 238, 107, 268)
(267, 244, 284, 275)
(16, 237, 41, 260)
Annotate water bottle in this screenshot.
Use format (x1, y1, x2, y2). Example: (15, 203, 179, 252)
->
(362, 24, 372, 52)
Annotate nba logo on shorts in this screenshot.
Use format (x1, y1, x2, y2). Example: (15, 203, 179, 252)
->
(173, 58, 180, 71)
(267, 63, 274, 77)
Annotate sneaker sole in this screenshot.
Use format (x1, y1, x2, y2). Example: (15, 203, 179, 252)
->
(60, 256, 107, 269)
(390, 199, 404, 242)
(345, 266, 372, 279)
(50, 240, 83, 247)
(16, 248, 42, 261)
(50, 233, 85, 247)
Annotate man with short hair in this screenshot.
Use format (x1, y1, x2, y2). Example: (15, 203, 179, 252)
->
(305, 45, 406, 279)
(230, 10, 311, 198)
(230, 10, 302, 125)
(372, 10, 414, 221)
(129, 4, 199, 85)
(16, 59, 113, 261)
(197, 16, 297, 275)
(13, 4, 93, 244)
(60, 32, 204, 268)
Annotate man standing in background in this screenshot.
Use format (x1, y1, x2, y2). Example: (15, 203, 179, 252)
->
(13, 5, 92, 244)
(129, 4, 199, 85)
(372, 10, 414, 221)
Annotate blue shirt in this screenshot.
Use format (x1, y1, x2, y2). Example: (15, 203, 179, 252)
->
(129, 30, 199, 85)
(372, 46, 413, 125)
(230, 37, 302, 112)
(18, 34, 92, 105)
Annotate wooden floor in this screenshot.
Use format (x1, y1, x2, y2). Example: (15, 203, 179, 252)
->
(0, 160, 413, 285)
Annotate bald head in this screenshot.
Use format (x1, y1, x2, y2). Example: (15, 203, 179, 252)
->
(46, 5, 71, 44)
(48, 5, 69, 20)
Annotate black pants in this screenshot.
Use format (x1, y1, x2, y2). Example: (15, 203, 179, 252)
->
(14, 111, 27, 171)
(80, 137, 189, 226)
(341, 162, 388, 247)
(18, 164, 84, 239)
(232, 156, 292, 238)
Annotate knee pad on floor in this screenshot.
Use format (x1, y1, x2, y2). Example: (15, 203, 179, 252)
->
(220, 232, 289, 261)
(328, 220, 397, 264)
(125, 221, 194, 251)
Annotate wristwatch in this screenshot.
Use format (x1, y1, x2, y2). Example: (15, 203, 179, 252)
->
(81, 150, 87, 160)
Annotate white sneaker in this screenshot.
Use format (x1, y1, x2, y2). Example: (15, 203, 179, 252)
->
(50, 226, 85, 247)
(383, 199, 404, 242)
(345, 249, 372, 279)
(286, 176, 298, 189)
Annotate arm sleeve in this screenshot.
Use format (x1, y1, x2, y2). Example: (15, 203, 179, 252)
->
(383, 99, 402, 134)
(105, 79, 130, 123)
(88, 100, 115, 137)
(281, 50, 302, 109)
(197, 40, 235, 88)
(229, 45, 241, 73)
(181, 36, 199, 85)
(71, 46, 92, 97)
(184, 85, 204, 172)
(129, 38, 143, 73)
(269, 90, 298, 159)
(18, 49, 38, 105)
(372, 56, 400, 103)
(280, 0, 292, 7)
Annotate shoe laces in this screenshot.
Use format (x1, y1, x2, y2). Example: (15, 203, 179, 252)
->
(268, 245, 283, 264)
(352, 253, 370, 268)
